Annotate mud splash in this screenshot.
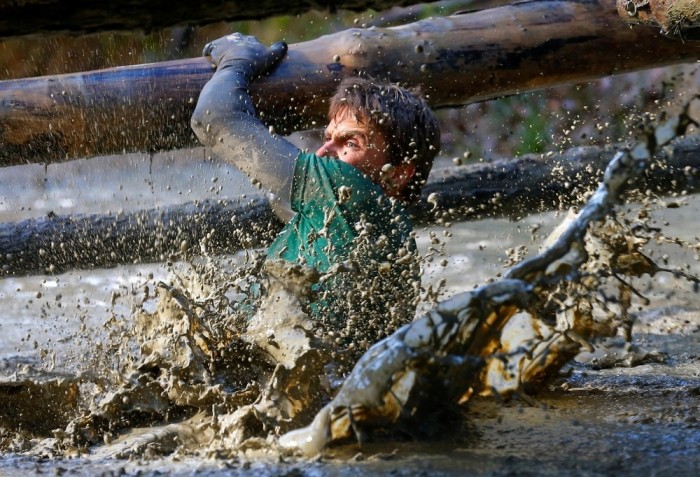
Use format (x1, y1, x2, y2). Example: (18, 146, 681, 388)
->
(0, 143, 697, 468)
(2, 106, 700, 474)
(1, 232, 699, 474)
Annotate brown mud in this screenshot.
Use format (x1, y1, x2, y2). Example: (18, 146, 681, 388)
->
(1, 146, 699, 475)
(1, 308, 698, 476)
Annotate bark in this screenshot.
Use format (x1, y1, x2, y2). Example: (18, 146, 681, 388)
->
(2, 0, 700, 167)
(3, 134, 699, 277)
(0, 0, 428, 39)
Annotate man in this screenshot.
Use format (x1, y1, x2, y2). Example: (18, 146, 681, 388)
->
(191, 33, 440, 353)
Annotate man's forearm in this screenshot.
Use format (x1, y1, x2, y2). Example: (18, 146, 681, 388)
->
(191, 67, 255, 147)
(191, 67, 298, 204)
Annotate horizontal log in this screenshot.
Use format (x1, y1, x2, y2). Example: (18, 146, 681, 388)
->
(2, 0, 700, 166)
(420, 136, 700, 221)
(0, 196, 281, 277)
(0, 0, 427, 39)
(3, 134, 700, 277)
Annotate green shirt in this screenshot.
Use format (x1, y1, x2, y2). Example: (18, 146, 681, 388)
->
(266, 152, 419, 349)
(267, 152, 413, 270)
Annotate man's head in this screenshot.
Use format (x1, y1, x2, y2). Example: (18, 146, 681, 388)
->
(317, 77, 440, 204)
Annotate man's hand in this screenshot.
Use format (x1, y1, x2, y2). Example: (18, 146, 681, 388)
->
(203, 33, 287, 79)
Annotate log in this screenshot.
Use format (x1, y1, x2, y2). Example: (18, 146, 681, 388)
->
(2, 0, 700, 167)
(0, 196, 281, 277)
(0, 0, 429, 39)
(3, 134, 700, 277)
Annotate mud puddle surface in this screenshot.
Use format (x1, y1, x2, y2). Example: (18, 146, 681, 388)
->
(1, 224, 697, 476)
(1, 353, 698, 476)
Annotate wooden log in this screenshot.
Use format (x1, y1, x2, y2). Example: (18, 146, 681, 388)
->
(0, 0, 430, 39)
(3, 134, 700, 277)
(419, 136, 700, 222)
(0, 196, 281, 277)
(2, 0, 700, 167)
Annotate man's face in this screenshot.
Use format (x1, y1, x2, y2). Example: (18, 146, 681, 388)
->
(316, 109, 388, 182)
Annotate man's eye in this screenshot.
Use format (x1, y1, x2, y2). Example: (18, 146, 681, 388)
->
(347, 141, 358, 148)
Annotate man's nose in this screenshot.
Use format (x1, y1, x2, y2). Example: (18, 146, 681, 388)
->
(316, 140, 338, 158)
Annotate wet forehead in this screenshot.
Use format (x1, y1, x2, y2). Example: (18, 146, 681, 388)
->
(324, 110, 374, 139)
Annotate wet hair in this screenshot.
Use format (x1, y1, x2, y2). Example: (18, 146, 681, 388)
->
(328, 77, 441, 204)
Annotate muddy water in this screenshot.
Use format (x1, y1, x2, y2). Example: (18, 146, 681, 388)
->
(1, 151, 699, 475)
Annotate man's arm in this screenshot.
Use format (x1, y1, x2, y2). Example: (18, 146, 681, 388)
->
(191, 34, 299, 205)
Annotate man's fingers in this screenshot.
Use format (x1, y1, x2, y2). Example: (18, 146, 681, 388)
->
(270, 41, 288, 61)
(266, 41, 288, 68)
(202, 35, 287, 73)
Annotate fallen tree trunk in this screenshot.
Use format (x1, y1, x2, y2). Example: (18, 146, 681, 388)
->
(3, 134, 699, 277)
(0, 196, 281, 277)
(2, 0, 700, 167)
(0, 0, 434, 39)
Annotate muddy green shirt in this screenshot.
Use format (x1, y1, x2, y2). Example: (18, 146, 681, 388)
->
(267, 152, 419, 346)
(267, 152, 414, 271)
